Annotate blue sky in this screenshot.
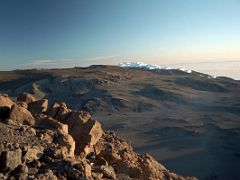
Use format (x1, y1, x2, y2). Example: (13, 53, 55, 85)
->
(1, 0, 240, 70)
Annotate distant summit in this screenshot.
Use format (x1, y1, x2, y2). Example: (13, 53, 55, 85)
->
(119, 62, 192, 73)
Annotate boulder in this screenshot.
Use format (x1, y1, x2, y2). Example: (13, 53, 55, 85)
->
(17, 93, 36, 104)
(0, 148, 22, 172)
(47, 102, 71, 121)
(65, 111, 103, 156)
(36, 116, 68, 135)
(28, 99, 48, 115)
(0, 95, 14, 108)
(23, 145, 44, 163)
(55, 133, 75, 159)
(10, 104, 35, 125)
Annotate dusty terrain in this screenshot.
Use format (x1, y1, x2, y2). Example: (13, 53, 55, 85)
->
(0, 65, 240, 179)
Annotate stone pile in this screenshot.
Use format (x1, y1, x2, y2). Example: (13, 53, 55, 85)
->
(0, 93, 197, 180)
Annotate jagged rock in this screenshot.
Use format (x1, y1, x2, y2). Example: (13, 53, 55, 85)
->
(17, 93, 36, 104)
(55, 133, 75, 159)
(23, 145, 44, 163)
(0, 95, 197, 180)
(47, 102, 71, 121)
(0, 95, 15, 108)
(65, 111, 103, 156)
(9, 104, 35, 125)
(28, 99, 48, 115)
(36, 116, 68, 135)
(0, 148, 22, 172)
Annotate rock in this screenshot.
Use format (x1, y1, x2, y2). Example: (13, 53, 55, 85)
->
(37, 116, 68, 135)
(97, 165, 116, 179)
(0, 106, 11, 120)
(42, 129, 55, 144)
(23, 145, 44, 163)
(17, 93, 36, 104)
(46, 102, 61, 118)
(28, 99, 48, 115)
(37, 170, 58, 180)
(0, 148, 22, 172)
(47, 102, 71, 121)
(25, 126, 36, 136)
(65, 111, 103, 156)
(16, 101, 28, 109)
(0, 173, 7, 179)
(82, 161, 92, 178)
(9, 104, 35, 125)
(55, 133, 75, 159)
(0, 95, 14, 108)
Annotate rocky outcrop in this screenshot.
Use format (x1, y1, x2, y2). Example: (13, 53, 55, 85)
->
(0, 93, 198, 180)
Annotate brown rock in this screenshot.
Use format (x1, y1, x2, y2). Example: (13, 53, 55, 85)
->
(0, 95, 15, 108)
(37, 116, 68, 135)
(37, 170, 58, 180)
(9, 104, 35, 125)
(65, 111, 103, 156)
(55, 133, 75, 159)
(97, 165, 116, 179)
(0, 148, 22, 172)
(82, 161, 92, 178)
(17, 93, 36, 104)
(17, 101, 28, 109)
(46, 102, 61, 118)
(23, 145, 44, 163)
(28, 99, 48, 115)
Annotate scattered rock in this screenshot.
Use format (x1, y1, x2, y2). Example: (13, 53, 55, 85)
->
(0, 94, 197, 180)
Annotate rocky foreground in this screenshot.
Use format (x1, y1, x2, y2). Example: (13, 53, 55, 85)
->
(0, 93, 197, 180)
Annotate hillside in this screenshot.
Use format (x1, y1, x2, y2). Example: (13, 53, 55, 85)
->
(0, 65, 240, 179)
(0, 93, 196, 179)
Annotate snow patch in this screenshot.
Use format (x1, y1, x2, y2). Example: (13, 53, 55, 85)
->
(119, 62, 192, 73)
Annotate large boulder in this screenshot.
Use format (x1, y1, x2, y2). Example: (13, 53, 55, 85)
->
(0, 148, 22, 172)
(9, 104, 35, 125)
(36, 116, 68, 135)
(28, 99, 48, 115)
(17, 93, 36, 104)
(65, 111, 103, 156)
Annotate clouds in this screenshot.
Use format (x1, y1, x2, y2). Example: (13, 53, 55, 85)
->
(15, 59, 75, 69)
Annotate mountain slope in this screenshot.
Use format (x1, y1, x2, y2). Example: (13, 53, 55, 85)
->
(0, 65, 240, 179)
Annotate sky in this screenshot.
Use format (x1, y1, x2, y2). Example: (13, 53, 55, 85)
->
(1, 0, 240, 74)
